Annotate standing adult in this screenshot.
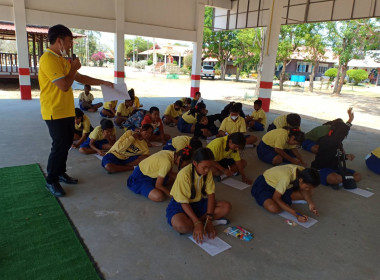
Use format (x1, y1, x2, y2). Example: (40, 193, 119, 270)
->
(39, 24, 113, 197)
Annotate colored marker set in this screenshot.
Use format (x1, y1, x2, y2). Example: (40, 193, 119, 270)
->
(224, 226, 254, 241)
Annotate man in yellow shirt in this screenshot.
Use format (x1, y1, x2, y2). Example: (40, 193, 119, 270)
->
(39, 24, 113, 197)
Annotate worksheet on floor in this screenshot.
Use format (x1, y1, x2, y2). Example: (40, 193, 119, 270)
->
(94, 154, 103, 161)
(344, 188, 374, 198)
(278, 211, 318, 228)
(222, 178, 251, 190)
(101, 83, 129, 102)
(188, 236, 231, 256)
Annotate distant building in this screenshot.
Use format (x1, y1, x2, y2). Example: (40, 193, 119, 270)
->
(348, 51, 380, 85)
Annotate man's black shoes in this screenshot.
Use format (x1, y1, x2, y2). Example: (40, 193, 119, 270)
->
(46, 182, 66, 197)
(59, 173, 78, 184)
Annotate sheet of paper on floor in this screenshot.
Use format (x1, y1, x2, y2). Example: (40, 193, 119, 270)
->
(278, 211, 318, 228)
(344, 188, 374, 198)
(222, 178, 251, 190)
(94, 154, 103, 161)
(292, 200, 307, 204)
(150, 142, 163, 147)
(101, 83, 129, 102)
(188, 236, 231, 256)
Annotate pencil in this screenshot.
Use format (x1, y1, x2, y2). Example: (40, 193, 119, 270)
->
(203, 216, 209, 233)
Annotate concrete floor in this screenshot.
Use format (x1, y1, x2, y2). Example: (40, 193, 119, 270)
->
(1, 97, 379, 280)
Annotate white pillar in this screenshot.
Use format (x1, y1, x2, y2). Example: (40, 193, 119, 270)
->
(13, 0, 31, 100)
(114, 0, 125, 84)
(179, 54, 181, 68)
(190, 3, 204, 97)
(258, 0, 284, 112)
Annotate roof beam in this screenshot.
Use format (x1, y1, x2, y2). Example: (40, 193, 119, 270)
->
(201, 0, 231, 10)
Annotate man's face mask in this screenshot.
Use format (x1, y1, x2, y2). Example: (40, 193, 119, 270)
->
(230, 115, 238, 121)
(59, 39, 68, 57)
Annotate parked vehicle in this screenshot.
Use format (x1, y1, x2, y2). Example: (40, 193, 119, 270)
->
(201, 65, 215, 79)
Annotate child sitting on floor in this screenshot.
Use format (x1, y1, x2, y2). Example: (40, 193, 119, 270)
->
(217, 103, 257, 146)
(220, 101, 246, 121)
(73, 108, 93, 148)
(114, 97, 135, 127)
(141, 106, 171, 145)
(194, 114, 219, 139)
(128, 88, 143, 109)
(78, 85, 103, 112)
(257, 128, 306, 166)
(79, 119, 116, 155)
(100, 100, 118, 118)
(191, 91, 203, 109)
(166, 148, 231, 243)
(126, 147, 194, 202)
(207, 132, 252, 184)
(163, 100, 183, 126)
(366, 147, 380, 175)
(181, 97, 192, 112)
(251, 165, 320, 223)
(101, 124, 153, 173)
(267, 113, 301, 132)
(163, 135, 202, 152)
(246, 99, 267, 131)
(177, 102, 208, 134)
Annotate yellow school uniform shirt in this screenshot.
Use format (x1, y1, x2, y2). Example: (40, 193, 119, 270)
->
(273, 114, 288, 129)
(75, 115, 91, 134)
(133, 96, 141, 108)
(104, 101, 118, 110)
(181, 111, 197, 124)
(372, 147, 380, 158)
(263, 164, 305, 194)
(172, 136, 191, 152)
(219, 116, 247, 134)
(78, 92, 94, 102)
(39, 49, 74, 120)
(251, 108, 267, 126)
(139, 150, 174, 178)
(164, 104, 182, 118)
(116, 103, 134, 117)
(262, 128, 296, 150)
(107, 130, 149, 160)
(207, 136, 241, 162)
(170, 164, 215, 203)
(89, 125, 116, 141)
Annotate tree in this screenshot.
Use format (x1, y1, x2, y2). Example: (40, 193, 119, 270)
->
(324, 68, 338, 81)
(183, 54, 192, 69)
(71, 29, 103, 66)
(124, 37, 153, 61)
(346, 69, 368, 85)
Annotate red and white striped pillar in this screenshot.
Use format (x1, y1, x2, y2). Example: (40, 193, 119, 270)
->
(114, 0, 125, 84)
(13, 0, 31, 100)
(190, 3, 205, 97)
(258, 0, 284, 112)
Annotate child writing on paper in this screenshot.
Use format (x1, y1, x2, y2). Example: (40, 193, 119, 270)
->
(166, 148, 231, 243)
(177, 102, 208, 134)
(100, 100, 118, 118)
(162, 100, 183, 126)
(246, 99, 267, 131)
(141, 106, 171, 145)
(267, 113, 301, 132)
(78, 85, 103, 112)
(194, 114, 219, 139)
(128, 88, 143, 109)
(257, 128, 306, 166)
(79, 119, 116, 155)
(181, 97, 192, 112)
(101, 124, 153, 173)
(162, 135, 202, 152)
(207, 132, 252, 184)
(126, 147, 194, 202)
(251, 165, 320, 222)
(114, 97, 135, 127)
(217, 103, 258, 146)
(72, 108, 93, 148)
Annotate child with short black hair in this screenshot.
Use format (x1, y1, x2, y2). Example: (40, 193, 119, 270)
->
(128, 88, 143, 109)
(194, 114, 219, 139)
(220, 101, 246, 121)
(78, 85, 103, 112)
(102, 124, 153, 173)
(166, 148, 231, 243)
(163, 136, 202, 152)
(79, 119, 116, 155)
(177, 102, 208, 133)
(163, 100, 183, 126)
(251, 165, 320, 222)
(100, 100, 118, 118)
(181, 97, 192, 112)
(267, 113, 301, 132)
(72, 108, 93, 148)
(141, 106, 171, 145)
(191, 91, 203, 109)
(127, 147, 194, 202)
(246, 99, 267, 131)
(114, 97, 135, 127)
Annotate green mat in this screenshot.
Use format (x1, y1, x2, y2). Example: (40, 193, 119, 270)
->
(0, 164, 102, 280)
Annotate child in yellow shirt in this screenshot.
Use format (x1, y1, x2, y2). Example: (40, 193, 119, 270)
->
(251, 165, 320, 223)
(100, 100, 118, 118)
(166, 148, 231, 243)
(163, 100, 183, 126)
(101, 124, 153, 173)
(177, 102, 208, 133)
(126, 147, 194, 202)
(72, 108, 93, 148)
(366, 147, 380, 174)
(162, 135, 202, 152)
(114, 97, 135, 127)
(79, 119, 116, 155)
(267, 113, 301, 132)
(245, 99, 267, 131)
(78, 85, 103, 112)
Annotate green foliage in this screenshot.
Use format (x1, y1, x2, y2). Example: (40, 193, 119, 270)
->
(324, 68, 338, 80)
(183, 54, 192, 68)
(273, 75, 279, 81)
(124, 37, 153, 59)
(346, 69, 368, 85)
(135, 60, 148, 69)
(147, 60, 153, 66)
(71, 29, 105, 65)
(173, 60, 178, 65)
(181, 67, 191, 75)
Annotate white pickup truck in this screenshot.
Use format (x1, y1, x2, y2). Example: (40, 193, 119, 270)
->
(201, 65, 215, 79)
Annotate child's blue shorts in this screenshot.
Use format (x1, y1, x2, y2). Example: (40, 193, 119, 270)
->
(251, 175, 293, 206)
(162, 139, 176, 151)
(80, 138, 108, 149)
(100, 108, 113, 118)
(101, 153, 139, 168)
(267, 123, 276, 132)
(126, 166, 157, 198)
(257, 141, 295, 165)
(251, 122, 264, 131)
(218, 158, 235, 169)
(319, 168, 355, 186)
(302, 139, 317, 153)
(177, 117, 193, 133)
(166, 197, 208, 226)
(79, 103, 88, 111)
(366, 154, 380, 174)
